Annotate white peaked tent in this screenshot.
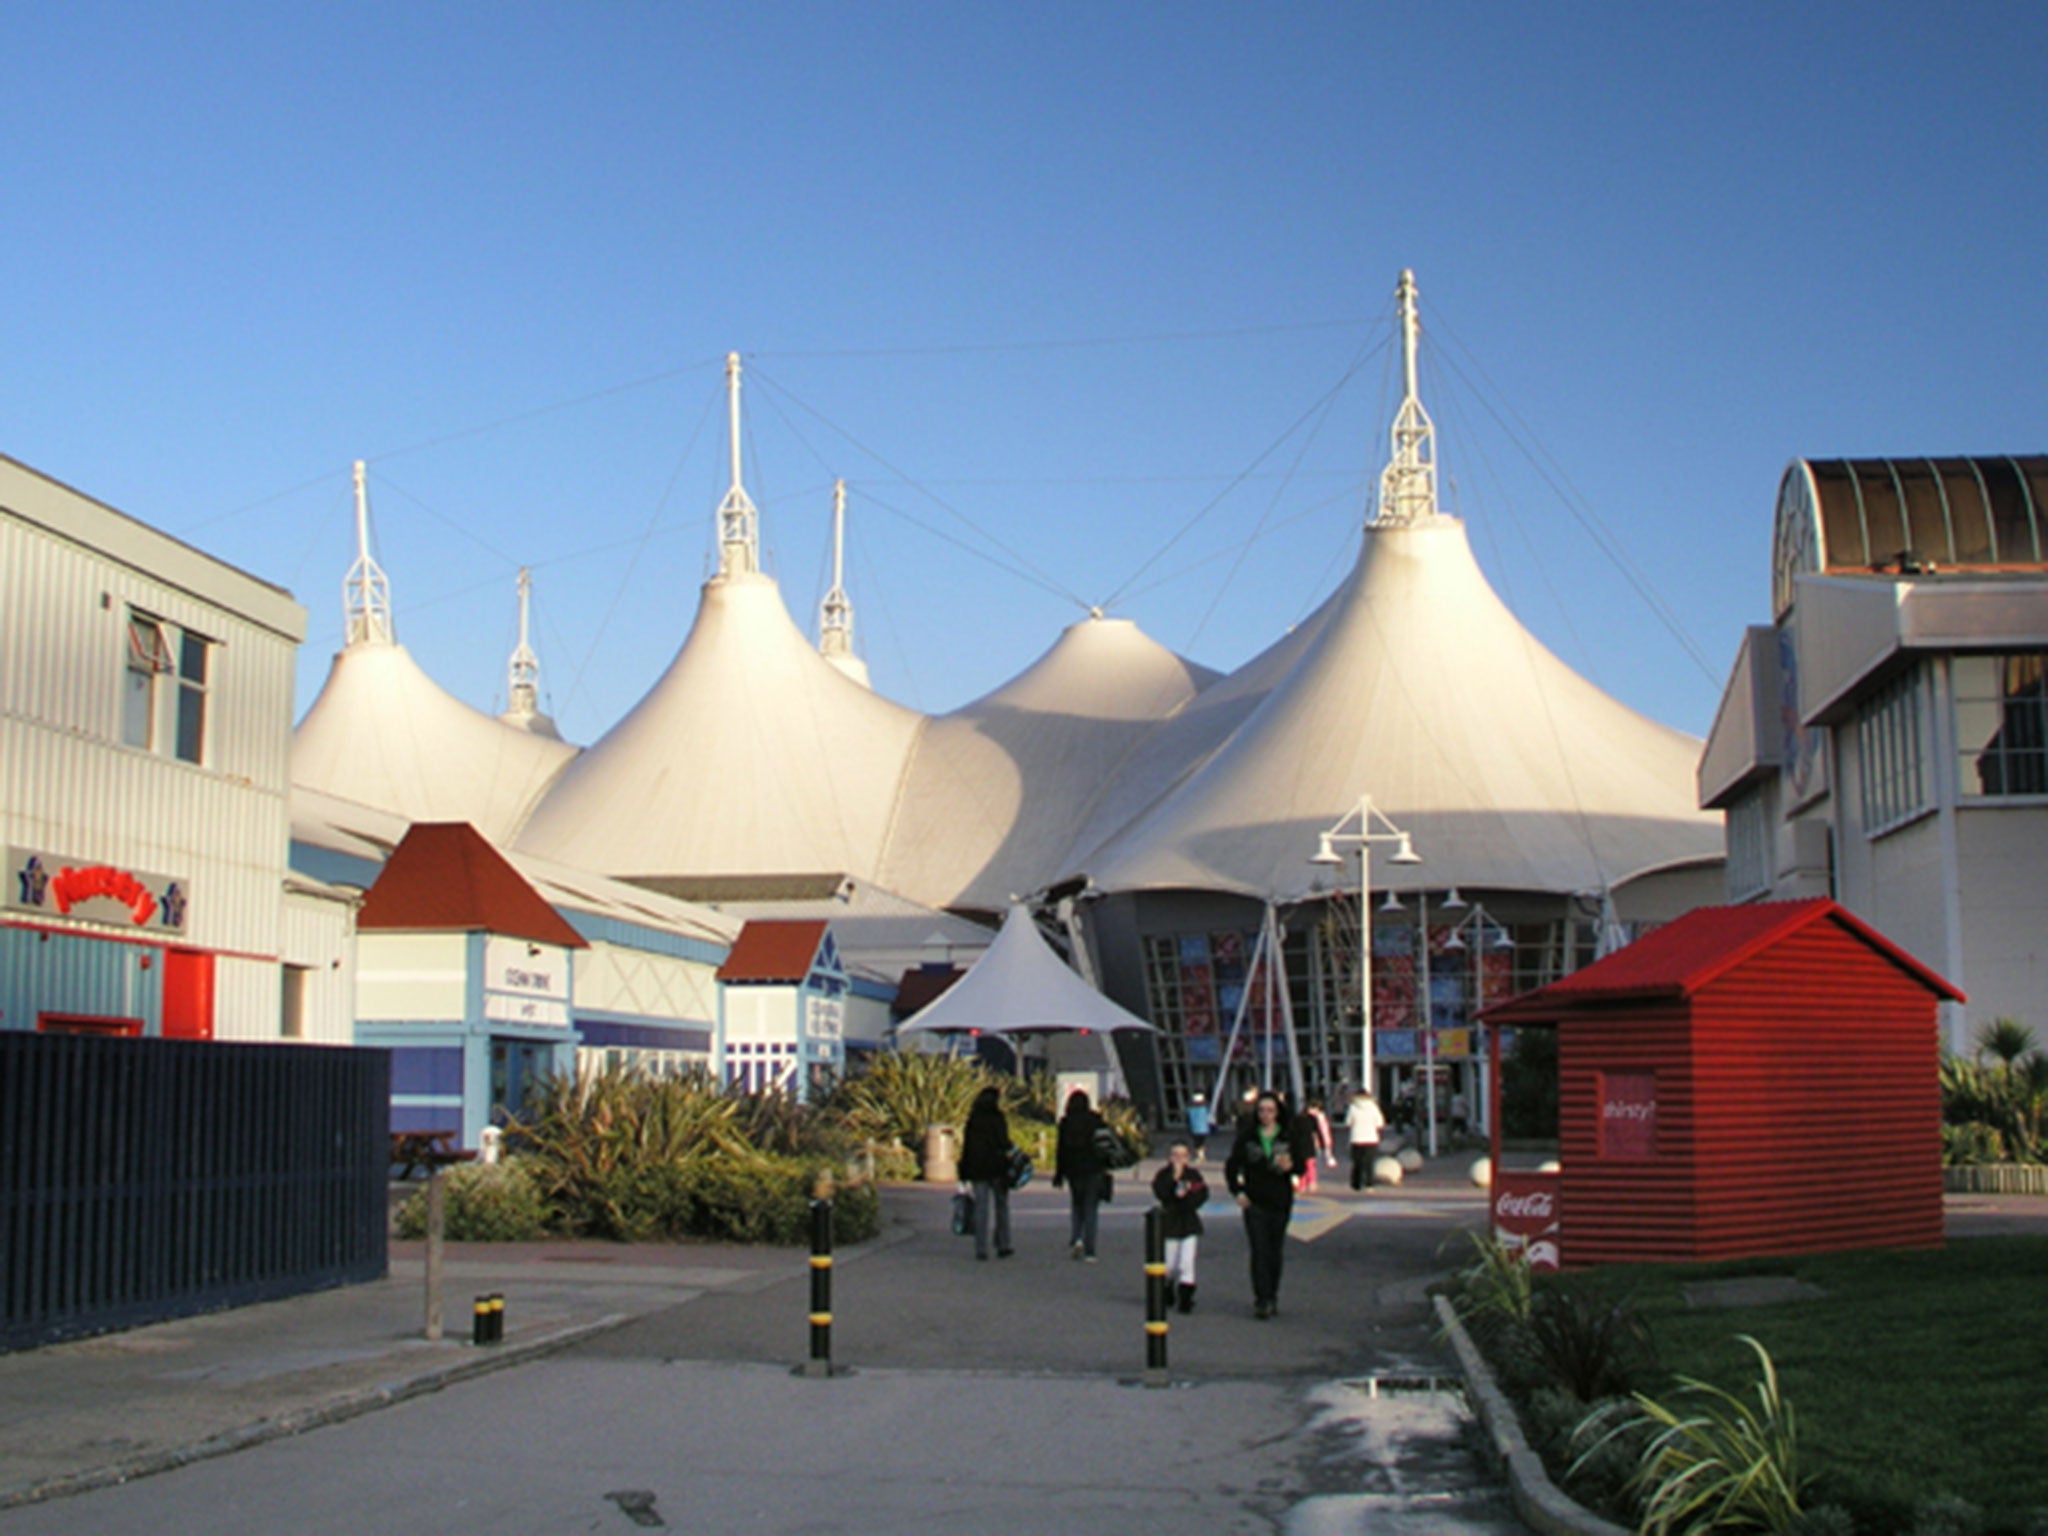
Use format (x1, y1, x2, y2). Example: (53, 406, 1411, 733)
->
(1068, 271, 1718, 901)
(293, 640, 579, 846)
(291, 464, 578, 847)
(1069, 516, 1719, 899)
(515, 356, 924, 881)
(877, 614, 1216, 912)
(514, 569, 923, 879)
(897, 904, 1158, 1038)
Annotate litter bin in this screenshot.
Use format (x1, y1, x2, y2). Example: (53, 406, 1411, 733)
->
(923, 1124, 959, 1183)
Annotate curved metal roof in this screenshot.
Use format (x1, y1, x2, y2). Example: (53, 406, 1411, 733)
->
(1773, 456, 2048, 617)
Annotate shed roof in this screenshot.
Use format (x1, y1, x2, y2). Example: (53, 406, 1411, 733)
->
(717, 918, 832, 983)
(1482, 898, 1962, 1023)
(357, 822, 587, 949)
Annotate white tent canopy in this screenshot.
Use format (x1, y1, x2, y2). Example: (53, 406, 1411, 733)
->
(898, 904, 1158, 1037)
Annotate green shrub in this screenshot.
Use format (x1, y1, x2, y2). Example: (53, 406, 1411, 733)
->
(1450, 1230, 1538, 1327)
(824, 1048, 991, 1164)
(393, 1158, 551, 1242)
(1525, 1283, 1659, 1402)
(1574, 1334, 1807, 1536)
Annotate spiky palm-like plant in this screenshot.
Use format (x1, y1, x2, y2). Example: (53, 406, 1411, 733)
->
(1573, 1334, 1807, 1536)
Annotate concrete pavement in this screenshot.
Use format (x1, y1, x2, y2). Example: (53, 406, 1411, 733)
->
(1, 1157, 2041, 1530)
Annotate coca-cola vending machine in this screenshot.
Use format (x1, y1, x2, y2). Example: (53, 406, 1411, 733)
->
(1492, 1170, 1560, 1271)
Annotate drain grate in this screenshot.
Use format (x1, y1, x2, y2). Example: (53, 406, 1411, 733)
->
(1339, 1374, 1466, 1397)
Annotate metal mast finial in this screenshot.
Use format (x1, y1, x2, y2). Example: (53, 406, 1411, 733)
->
(819, 479, 855, 660)
(716, 351, 760, 577)
(343, 460, 395, 645)
(1371, 269, 1441, 528)
(507, 567, 541, 716)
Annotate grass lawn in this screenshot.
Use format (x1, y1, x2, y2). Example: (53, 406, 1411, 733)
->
(1573, 1236, 2048, 1526)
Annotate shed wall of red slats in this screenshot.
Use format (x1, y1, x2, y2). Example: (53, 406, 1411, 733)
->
(1557, 923, 1944, 1268)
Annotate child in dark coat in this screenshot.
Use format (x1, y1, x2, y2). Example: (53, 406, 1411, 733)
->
(1150, 1139, 1209, 1312)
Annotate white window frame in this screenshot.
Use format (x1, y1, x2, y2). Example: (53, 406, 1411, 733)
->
(1856, 664, 1929, 836)
(121, 609, 211, 765)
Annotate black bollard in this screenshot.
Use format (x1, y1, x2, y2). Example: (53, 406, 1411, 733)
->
(472, 1295, 490, 1346)
(804, 1197, 833, 1378)
(488, 1292, 505, 1343)
(1143, 1205, 1169, 1387)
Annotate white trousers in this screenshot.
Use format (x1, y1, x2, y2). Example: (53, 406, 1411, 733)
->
(1164, 1235, 1199, 1287)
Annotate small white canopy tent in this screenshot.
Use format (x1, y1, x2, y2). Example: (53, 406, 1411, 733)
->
(896, 904, 1158, 1043)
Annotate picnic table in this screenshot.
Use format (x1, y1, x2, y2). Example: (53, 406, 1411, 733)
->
(389, 1129, 476, 1179)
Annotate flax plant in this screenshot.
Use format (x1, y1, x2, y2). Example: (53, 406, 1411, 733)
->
(1573, 1334, 1807, 1536)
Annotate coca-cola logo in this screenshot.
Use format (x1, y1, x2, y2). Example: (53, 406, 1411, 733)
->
(1496, 1190, 1555, 1219)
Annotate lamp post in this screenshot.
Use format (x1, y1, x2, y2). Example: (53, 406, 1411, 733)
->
(1310, 795, 1422, 1101)
(1442, 893, 1514, 1141)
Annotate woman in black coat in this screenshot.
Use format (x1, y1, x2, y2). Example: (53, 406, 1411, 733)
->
(1150, 1139, 1209, 1312)
(1052, 1089, 1107, 1261)
(959, 1086, 1013, 1261)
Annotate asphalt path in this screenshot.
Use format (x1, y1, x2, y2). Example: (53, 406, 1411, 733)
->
(577, 1169, 1491, 1381)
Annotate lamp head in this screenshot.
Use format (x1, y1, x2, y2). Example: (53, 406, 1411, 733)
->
(1390, 834, 1422, 866)
(1441, 886, 1466, 910)
(1379, 890, 1405, 913)
(1310, 833, 1342, 866)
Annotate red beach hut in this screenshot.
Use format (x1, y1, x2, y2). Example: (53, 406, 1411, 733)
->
(1481, 899, 1962, 1268)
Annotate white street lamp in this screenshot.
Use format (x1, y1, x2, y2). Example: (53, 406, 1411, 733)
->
(1310, 795, 1421, 1100)
(1443, 896, 1514, 1140)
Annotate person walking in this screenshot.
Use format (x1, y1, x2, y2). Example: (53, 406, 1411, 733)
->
(1345, 1089, 1386, 1191)
(959, 1085, 1014, 1261)
(1052, 1088, 1108, 1261)
(1300, 1098, 1333, 1192)
(1186, 1092, 1212, 1162)
(1150, 1139, 1209, 1313)
(1224, 1090, 1310, 1319)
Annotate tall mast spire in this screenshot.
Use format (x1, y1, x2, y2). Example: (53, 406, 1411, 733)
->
(507, 567, 540, 715)
(819, 479, 855, 660)
(716, 351, 760, 577)
(343, 459, 395, 644)
(1371, 269, 1441, 528)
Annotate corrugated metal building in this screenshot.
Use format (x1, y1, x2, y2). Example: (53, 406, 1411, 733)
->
(1485, 899, 1958, 1267)
(1, 456, 354, 1042)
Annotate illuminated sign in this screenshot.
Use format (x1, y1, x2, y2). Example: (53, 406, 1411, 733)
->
(6, 847, 190, 933)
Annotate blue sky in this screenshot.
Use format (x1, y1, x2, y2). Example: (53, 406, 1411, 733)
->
(7, 2, 2044, 744)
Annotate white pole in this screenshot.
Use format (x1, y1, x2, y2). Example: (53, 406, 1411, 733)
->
(1359, 805, 1375, 1100)
(1421, 889, 1438, 1158)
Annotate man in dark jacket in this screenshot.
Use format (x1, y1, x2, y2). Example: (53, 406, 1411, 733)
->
(1052, 1089, 1108, 1261)
(959, 1086, 1014, 1261)
(1224, 1090, 1311, 1318)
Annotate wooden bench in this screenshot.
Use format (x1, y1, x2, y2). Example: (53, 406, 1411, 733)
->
(390, 1129, 476, 1179)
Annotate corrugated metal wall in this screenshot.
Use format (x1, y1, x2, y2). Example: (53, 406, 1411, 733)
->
(281, 890, 357, 1045)
(0, 1033, 388, 1351)
(2, 507, 298, 960)
(1559, 923, 1944, 1266)
(0, 928, 159, 1034)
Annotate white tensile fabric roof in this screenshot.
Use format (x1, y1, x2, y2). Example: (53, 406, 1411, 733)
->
(874, 614, 1215, 912)
(1068, 516, 1720, 900)
(897, 904, 1157, 1036)
(513, 570, 925, 881)
(291, 639, 579, 848)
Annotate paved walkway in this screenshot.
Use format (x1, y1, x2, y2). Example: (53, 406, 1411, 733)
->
(0, 1161, 2041, 1531)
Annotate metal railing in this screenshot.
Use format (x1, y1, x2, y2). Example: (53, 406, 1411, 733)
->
(1, 1032, 389, 1351)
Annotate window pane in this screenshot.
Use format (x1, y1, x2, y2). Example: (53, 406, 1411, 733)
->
(122, 665, 154, 748)
(179, 631, 209, 683)
(176, 685, 206, 763)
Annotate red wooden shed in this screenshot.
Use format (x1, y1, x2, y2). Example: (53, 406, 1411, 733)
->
(1481, 898, 1962, 1268)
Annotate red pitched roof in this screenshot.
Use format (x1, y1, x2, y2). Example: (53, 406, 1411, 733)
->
(717, 919, 830, 983)
(892, 965, 965, 1018)
(357, 822, 587, 948)
(1483, 898, 1962, 1023)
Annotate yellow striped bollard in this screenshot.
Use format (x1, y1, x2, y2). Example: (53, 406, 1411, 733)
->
(804, 1196, 834, 1378)
(1143, 1205, 1169, 1387)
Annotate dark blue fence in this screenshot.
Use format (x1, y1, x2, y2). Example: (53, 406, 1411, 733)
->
(1, 1033, 389, 1352)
